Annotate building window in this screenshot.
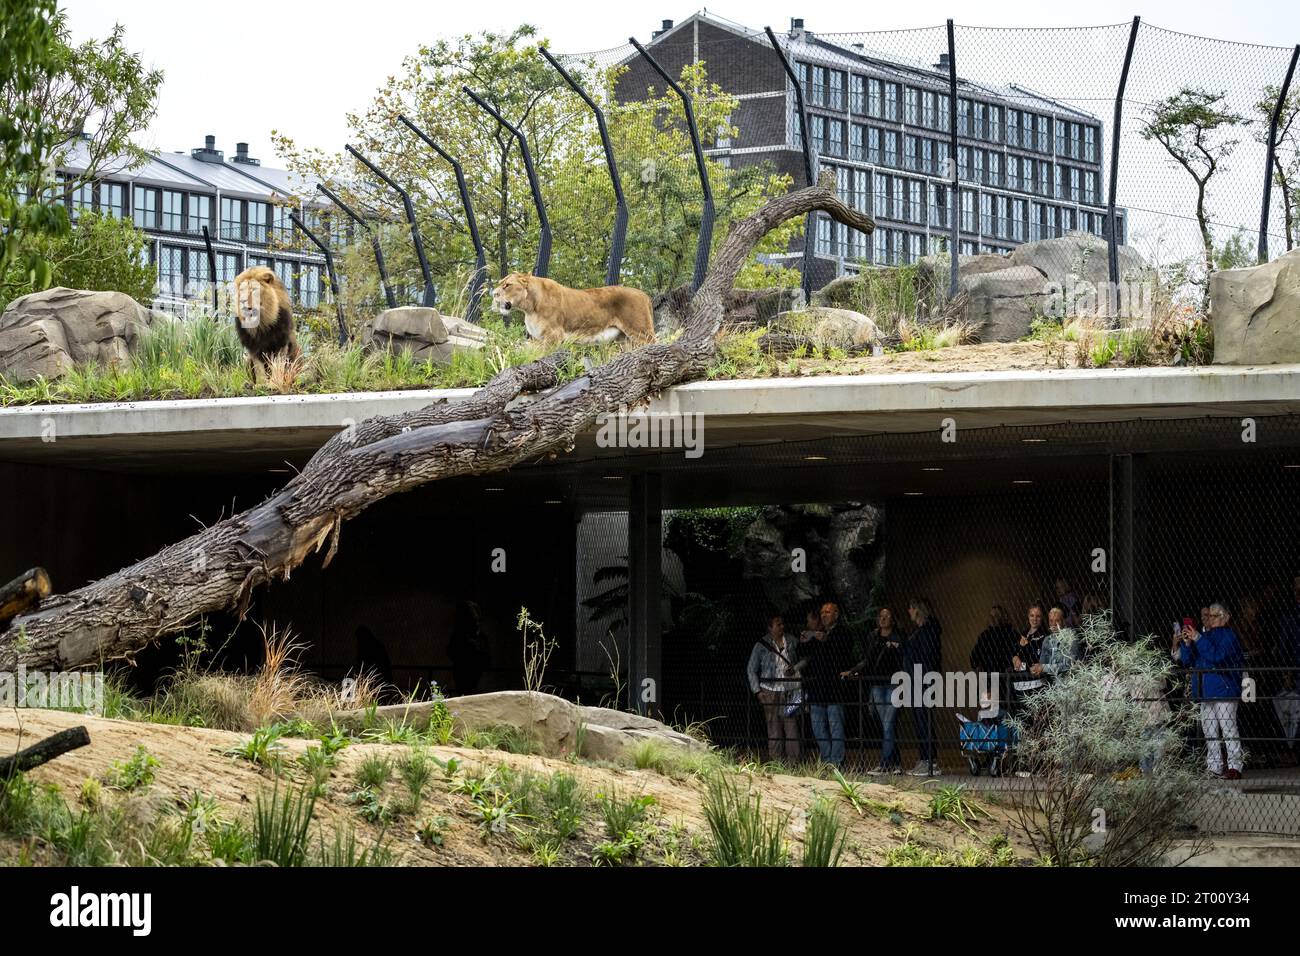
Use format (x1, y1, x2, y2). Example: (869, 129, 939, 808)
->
(828, 119, 845, 157)
(980, 192, 992, 235)
(957, 98, 970, 136)
(272, 205, 293, 244)
(868, 78, 882, 117)
(828, 70, 845, 110)
(249, 254, 272, 269)
(850, 75, 865, 113)
(216, 252, 239, 284)
(133, 186, 158, 230)
(909, 179, 922, 224)
(1036, 114, 1049, 153)
(921, 90, 938, 129)
(1056, 118, 1068, 155)
(892, 229, 905, 263)
(221, 197, 242, 240)
(961, 190, 975, 232)
(275, 260, 295, 299)
(909, 232, 923, 262)
(884, 130, 898, 167)
(1007, 155, 1020, 191)
(921, 138, 934, 174)
(905, 87, 920, 125)
(957, 145, 970, 181)
(1069, 167, 1081, 202)
(1007, 109, 1020, 148)
(892, 175, 905, 221)
(161, 190, 183, 232)
(1038, 160, 1050, 197)
(812, 66, 828, 106)
(816, 214, 834, 256)
(904, 135, 919, 171)
(973, 149, 985, 184)
(884, 82, 899, 121)
(874, 176, 888, 218)
(158, 245, 184, 298)
(1070, 123, 1082, 160)
(188, 194, 211, 235)
(851, 169, 869, 214)
(929, 183, 948, 228)
(1084, 170, 1098, 205)
(989, 104, 1001, 143)
(301, 263, 322, 308)
(850, 124, 865, 161)
(873, 228, 888, 265)
(69, 181, 94, 220)
(1054, 164, 1063, 200)
(1012, 198, 1026, 241)
(987, 151, 1001, 187)
(972, 101, 987, 139)
(99, 182, 125, 219)
(868, 127, 881, 164)
(247, 202, 269, 243)
(1084, 126, 1097, 163)
(187, 249, 210, 299)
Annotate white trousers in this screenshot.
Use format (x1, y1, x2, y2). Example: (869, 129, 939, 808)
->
(1199, 700, 1243, 774)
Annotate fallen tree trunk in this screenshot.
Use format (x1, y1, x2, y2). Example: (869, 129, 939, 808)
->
(0, 567, 51, 631)
(0, 726, 91, 777)
(0, 175, 873, 671)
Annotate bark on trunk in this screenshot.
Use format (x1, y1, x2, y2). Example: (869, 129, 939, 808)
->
(0, 567, 51, 631)
(0, 175, 872, 672)
(0, 726, 91, 777)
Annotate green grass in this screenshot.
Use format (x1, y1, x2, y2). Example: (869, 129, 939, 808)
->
(223, 726, 287, 773)
(927, 784, 987, 835)
(701, 774, 789, 867)
(252, 783, 317, 867)
(104, 747, 160, 791)
(802, 795, 849, 867)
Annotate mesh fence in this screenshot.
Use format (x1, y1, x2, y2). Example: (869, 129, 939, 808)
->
(537, 17, 1300, 311)
(568, 415, 1300, 836)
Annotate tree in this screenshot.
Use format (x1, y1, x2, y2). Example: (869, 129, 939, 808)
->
(273, 27, 798, 318)
(1254, 83, 1300, 255)
(0, 176, 872, 671)
(1141, 88, 1247, 303)
(1, 9, 163, 193)
(1, 211, 155, 309)
(0, 0, 68, 290)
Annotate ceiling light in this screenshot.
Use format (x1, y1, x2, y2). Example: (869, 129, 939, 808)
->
(803, 454, 828, 461)
(922, 466, 943, 472)
(1013, 479, 1034, 485)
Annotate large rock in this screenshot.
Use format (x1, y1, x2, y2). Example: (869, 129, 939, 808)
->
(959, 265, 1051, 342)
(0, 287, 161, 382)
(769, 307, 879, 348)
(362, 306, 486, 364)
(1210, 247, 1300, 365)
(332, 690, 705, 761)
(1009, 232, 1149, 288)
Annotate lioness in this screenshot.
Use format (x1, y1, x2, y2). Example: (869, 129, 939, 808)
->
(491, 272, 655, 347)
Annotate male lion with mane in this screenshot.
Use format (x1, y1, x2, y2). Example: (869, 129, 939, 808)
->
(491, 272, 655, 347)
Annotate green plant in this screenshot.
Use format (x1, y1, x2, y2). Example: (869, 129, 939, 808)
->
(927, 784, 987, 835)
(415, 814, 450, 848)
(205, 818, 255, 865)
(354, 754, 393, 791)
(830, 767, 867, 817)
(702, 774, 789, 867)
(316, 822, 393, 866)
(538, 772, 588, 843)
(105, 746, 160, 790)
(517, 606, 558, 693)
(398, 750, 434, 813)
(224, 726, 286, 773)
(252, 783, 317, 867)
(347, 786, 393, 825)
(598, 790, 656, 843)
(801, 795, 848, 867)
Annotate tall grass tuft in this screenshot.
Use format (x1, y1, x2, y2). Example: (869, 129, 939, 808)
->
(702, 774, 789, 867)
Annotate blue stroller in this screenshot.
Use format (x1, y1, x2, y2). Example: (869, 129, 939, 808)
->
(958, 714, 1017, 777)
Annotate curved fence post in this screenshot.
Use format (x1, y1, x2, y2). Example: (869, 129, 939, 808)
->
(462, 87, 552, 278)
(946, 20, 959, 298)
(1260, 44, 1300, 264)
(317, 183, 397, 310)
(539, 46, 628, 287)
(288, 211, 349, 345)
(765, 26, 816, 305)
(396, 114, 488, 323)
(631, 37, 715, 293)
(200, 225, 218, 314)
(1108, 17, 1141, 287)
(344, 144, 436, 307)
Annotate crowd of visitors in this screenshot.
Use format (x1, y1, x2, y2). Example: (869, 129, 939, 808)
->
(744, 574, 1300, 779)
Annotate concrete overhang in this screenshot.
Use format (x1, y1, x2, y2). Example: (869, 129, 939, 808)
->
(0, 364, 1298, 473)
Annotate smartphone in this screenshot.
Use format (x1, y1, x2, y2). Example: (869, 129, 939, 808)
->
(1182, 617, 1195, 631)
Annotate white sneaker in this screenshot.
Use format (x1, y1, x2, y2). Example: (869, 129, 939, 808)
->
(909, 761, 940, 776)
(866, 765, 887, 776)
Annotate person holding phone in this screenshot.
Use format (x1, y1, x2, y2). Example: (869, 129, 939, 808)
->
(1178, 602, 1246, 780)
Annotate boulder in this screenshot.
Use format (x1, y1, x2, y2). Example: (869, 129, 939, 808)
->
(1009, 232, 1150, 289)
(331, 690, 706, 761)
(959, 265, 1052, 342)
(1210, 247, 1300, 365)
(0, 287, 161, 382)
(769, 307, 879, 349)
(362, 305, 487, 364)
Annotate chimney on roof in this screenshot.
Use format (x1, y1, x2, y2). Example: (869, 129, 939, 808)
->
(191, 134, 224, 164)
(935, 52, 951, 73)
(790, 17, 805, 38)
(652, 18, 674, 39)
(231, 141, 260, 166)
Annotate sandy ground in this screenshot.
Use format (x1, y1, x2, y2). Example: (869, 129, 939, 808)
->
(1, 708, 1029, 867)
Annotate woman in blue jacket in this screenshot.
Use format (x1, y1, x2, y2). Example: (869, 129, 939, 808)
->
(1178, 602, 1245, 779)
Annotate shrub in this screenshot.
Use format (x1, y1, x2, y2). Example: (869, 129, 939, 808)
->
(1007, 613, 1206, 866)
(801, 795, 848, 867)
(105, 746, 160, 790)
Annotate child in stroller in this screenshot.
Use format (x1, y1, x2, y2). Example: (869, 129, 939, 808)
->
(957, 709, 1017, 777)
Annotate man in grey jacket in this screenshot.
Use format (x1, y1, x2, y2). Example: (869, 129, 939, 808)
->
(747, 613, 802, 762)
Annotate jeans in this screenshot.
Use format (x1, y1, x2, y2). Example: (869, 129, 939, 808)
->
(912, 706, 935, 763)
(870, 684, 900, 768)
(809, 703, 845, 766)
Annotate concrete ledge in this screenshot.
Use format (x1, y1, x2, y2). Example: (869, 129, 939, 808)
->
(1, 364, 1298, 471)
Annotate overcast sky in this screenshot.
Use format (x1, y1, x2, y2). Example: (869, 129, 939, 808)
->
(59, 0, 1300, 167)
